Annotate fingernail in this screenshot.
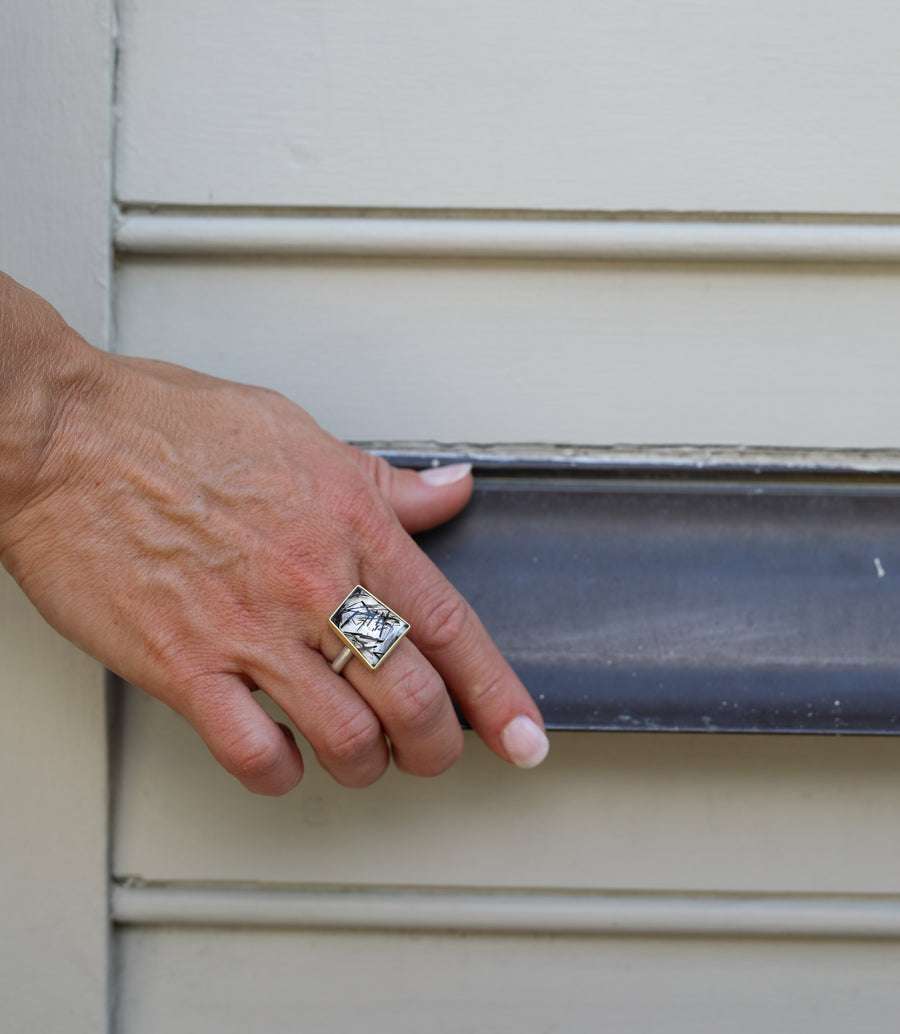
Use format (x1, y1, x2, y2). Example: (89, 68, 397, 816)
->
(417, 462, 472, 487)
(500, 716, 550, 769)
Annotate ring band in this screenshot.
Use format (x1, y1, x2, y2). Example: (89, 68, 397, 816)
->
(330, 646, 353, 675)
(328, 584, 410, 676)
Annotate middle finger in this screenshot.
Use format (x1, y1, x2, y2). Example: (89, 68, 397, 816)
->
(324, 587, 464, 776)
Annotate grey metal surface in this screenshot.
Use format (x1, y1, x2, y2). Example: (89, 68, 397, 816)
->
(413, 468, 900, 733)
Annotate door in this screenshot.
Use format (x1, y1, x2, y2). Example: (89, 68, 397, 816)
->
(7, 2, 900, 1031)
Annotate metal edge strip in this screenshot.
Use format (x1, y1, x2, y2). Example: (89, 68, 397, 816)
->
(354, 442, 900, 479)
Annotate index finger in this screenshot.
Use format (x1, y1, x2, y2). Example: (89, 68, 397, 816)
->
(362, 539, 549, 769)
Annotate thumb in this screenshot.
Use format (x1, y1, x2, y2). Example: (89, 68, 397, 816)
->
(395, 462, 474, 532)
(347, 450, 474, 533)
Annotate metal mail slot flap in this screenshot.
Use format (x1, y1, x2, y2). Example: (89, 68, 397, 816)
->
(407, 457, 900, 735)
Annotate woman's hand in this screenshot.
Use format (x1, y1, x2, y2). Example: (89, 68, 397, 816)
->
(0, 283, 548, 794)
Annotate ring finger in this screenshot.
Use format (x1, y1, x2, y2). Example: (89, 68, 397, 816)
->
(323, 584, 464, 776)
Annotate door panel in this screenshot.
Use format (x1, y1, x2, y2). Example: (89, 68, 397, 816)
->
(116, 0, 900, 212)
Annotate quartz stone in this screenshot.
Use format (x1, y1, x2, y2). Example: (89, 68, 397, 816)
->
(329, 585, 410, 670)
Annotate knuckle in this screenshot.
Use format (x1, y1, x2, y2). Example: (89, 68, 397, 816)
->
(327, 479, 397, 565)
(225, 725, 290, 790)
(320, 707, 385, 769)
(332, 471, 381, 528)
(261, 535, 330, 600)
(396, 728, 464, 778)
(415, 589, 471, 654)
(142, 621, 196, 685)
(357, 452, 396, 500)
(463, 670, 507, 713)
(383, 664, 447, 733)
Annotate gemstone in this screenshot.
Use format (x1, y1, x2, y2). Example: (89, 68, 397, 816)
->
(329, 585, 410, 670)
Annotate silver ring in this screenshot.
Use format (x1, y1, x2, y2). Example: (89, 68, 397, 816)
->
(329, 584, 410, 676)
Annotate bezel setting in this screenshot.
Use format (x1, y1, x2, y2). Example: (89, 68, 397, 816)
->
(329, 585, 411, 671)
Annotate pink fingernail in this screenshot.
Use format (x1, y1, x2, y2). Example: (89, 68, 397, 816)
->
(500, 716, 550, 769)
(417, 462, 472, 487)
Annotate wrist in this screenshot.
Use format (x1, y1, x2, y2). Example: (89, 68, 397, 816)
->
(0, 272, 110, 531)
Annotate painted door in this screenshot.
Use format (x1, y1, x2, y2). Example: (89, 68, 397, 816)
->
(6, 2, 900, 1030)
(1, 1, 113, 1030)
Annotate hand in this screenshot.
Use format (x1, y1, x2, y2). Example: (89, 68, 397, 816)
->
(0, 341, 548, 794)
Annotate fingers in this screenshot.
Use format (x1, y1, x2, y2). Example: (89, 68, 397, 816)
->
(342, 446, 474, 534)
(248, 648, 393, 789)
(332, 451, 548, 772)
(153, 441, 535, 789)
(258, 630, 461, 783)
(164, 540, 545, 792)
(336, 637, 465, 777)
(360, 548, 550, 771)
(183, 674, 305, 795)
(171, 659, 399, 793)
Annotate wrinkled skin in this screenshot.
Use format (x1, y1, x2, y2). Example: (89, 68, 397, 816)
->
(0, 274, 547, 793)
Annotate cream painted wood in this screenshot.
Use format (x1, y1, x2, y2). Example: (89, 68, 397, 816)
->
(114, 0, 900, 212)
(112, 884, 900, 940)
(1, 2, 113, 1029)
(112, 880, 900, 938)
(0, 575, 109, 1031)
(108, 0, 900, 1028)
(116, 254, 900, 448)
(117, 927, 900, 1034)
(113, 686, 900, 894)
(2, 2, 113, 337)
(116, 213, 900, 265)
